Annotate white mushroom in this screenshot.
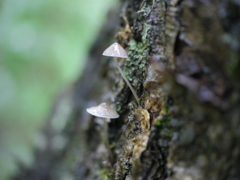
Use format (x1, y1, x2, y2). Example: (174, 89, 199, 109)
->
(103, 42, 140, 105)
(86, 102, 119, 154)
(86, 102, 119, 121)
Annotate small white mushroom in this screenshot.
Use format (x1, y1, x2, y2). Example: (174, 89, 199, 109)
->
(102, 42, 140, 105)
(86, 102, 119, 158)
(86, 102, 119, 121)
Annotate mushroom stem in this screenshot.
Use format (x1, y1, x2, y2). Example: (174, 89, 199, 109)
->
(103, 118, 109, 148)
(104, 118, 113, 161)
(114, 57, 140, 105)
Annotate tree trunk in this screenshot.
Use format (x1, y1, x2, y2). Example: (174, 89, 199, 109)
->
(13, 0, 240, 180)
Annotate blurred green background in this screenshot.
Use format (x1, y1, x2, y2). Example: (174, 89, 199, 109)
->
(0, 0, 116, 179)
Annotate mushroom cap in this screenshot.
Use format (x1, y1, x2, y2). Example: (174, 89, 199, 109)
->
(102, 42, 128, 58)
(86, 102, 119, 119)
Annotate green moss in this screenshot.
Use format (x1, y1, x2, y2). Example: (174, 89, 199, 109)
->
(125, 38, 149, 85)
(99, 169, 109, 180)
(142, 24, 151, 41)
(155, 100, 173, 139)
(116, 101, 122, 112)
(156, 119, 162, 126)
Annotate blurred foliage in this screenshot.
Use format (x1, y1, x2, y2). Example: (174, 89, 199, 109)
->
(0, 0, 116, 179)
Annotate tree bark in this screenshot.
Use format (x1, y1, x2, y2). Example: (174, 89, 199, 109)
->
(13, 0, 240, 180)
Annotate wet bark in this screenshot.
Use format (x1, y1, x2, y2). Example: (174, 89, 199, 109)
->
(13, 0, 240, 180)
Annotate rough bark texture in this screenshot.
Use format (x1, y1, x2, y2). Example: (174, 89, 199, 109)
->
(13, 0, 240, 180)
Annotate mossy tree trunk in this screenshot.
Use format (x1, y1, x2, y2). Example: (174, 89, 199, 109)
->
(13, 0, 240, 180)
